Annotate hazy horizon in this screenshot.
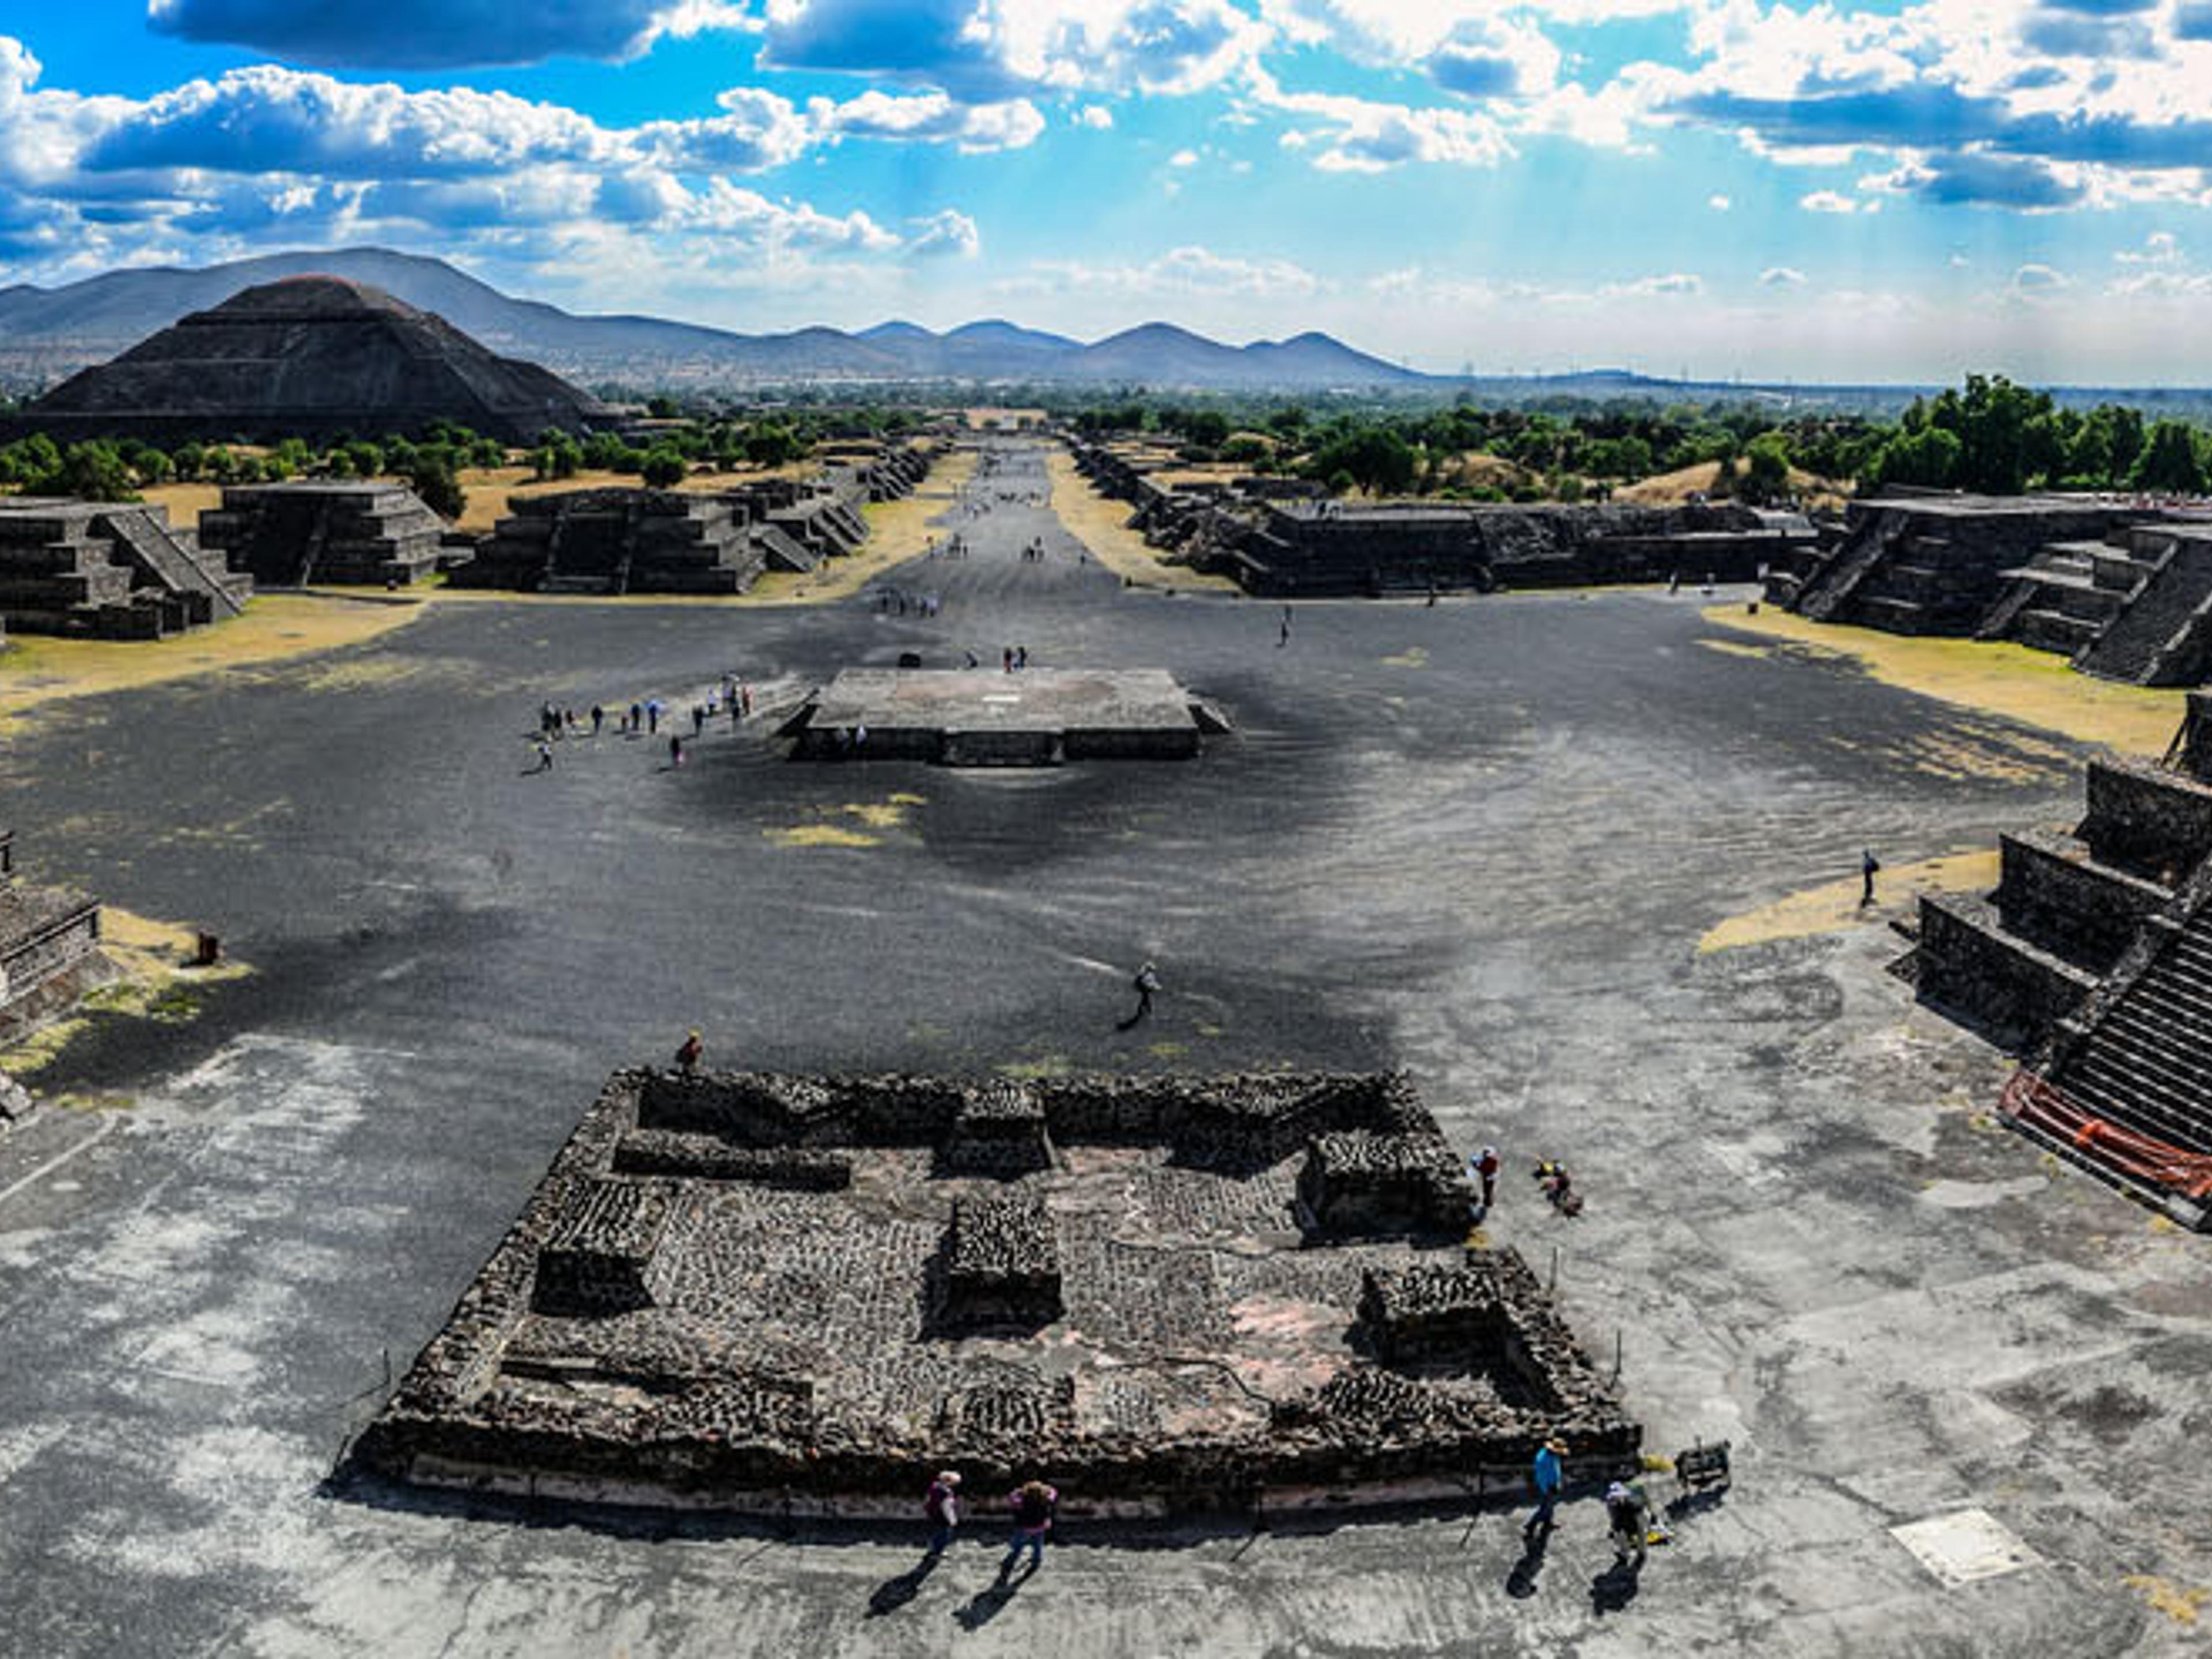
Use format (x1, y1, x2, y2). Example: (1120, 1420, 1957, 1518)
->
(6, 3, 2212, 384)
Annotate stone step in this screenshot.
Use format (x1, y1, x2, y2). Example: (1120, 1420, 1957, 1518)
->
(2066, 1046, 2212, 1148)
(2061, 1062, 2212, 1157)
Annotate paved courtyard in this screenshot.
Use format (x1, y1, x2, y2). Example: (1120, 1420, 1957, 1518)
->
(1, 440, 2206, 1656)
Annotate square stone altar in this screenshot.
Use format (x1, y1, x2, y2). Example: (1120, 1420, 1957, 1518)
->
(789, 668, 1211, 764)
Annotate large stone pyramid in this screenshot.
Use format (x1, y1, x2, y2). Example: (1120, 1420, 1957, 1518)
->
(12, 275, 609, 445)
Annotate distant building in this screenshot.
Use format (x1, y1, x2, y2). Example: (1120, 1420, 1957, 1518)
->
(3, 275, 609, 446)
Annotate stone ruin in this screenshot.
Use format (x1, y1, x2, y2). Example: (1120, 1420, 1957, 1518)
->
(447, 448, 930, 594)
(358, 1068, 1639, 1516)
(1067, 436, 1815, 597)
(450, 488, 764, 595)
(0, 828, 104, 1040)
(0, 498, 251, 638)
(1910, 691, 2212, 1229)
(195, 482, 446, 588)
(1770, 494, 2212, 687)
(785, 668, 1224, 766)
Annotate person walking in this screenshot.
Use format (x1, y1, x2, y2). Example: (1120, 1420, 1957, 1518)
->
(532, 738, 554, 773)
(1279, 605, 1291, 647)
(998, 1480, 1058, 1580)
(1605, 1479, 1653, 1568)
(1470, 1145, 1501, 1217)
(670, 733, 685, 768)
(590, 704, 605, 736)
(1118, 961, 1161, 1031)
(923, 1471, 962, 1554)
(1861, 847, 1881, 907)
(675, 1029, 702, 1075)
(1525, 1440, 1565, 1537)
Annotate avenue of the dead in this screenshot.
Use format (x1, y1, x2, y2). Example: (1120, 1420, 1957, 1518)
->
(2, 438, 2209, 1657)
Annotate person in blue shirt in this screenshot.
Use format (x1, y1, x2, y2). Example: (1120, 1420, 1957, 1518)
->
(1526, 1440, 1564, 1537)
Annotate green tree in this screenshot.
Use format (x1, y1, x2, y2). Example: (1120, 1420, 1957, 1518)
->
(408, 454, 466, 520)
(1739, 432, 1793, 504)
(641, 448, 687, 488)
(2130, 420, 2207, 493)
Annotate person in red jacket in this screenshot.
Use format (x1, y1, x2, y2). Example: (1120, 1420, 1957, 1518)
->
(675, 1030, 702, 1075)
(998, 1479, 1058, 1579)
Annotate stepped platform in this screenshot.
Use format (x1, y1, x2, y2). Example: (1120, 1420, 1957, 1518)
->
(357, 1067, 1639, 1516)
(452, 488, 762, 594)
(0, 499, 252, 637)
(0, 829, 103, 1033)
(787, 668, 1214, 764)
(197, 482, 443, 587)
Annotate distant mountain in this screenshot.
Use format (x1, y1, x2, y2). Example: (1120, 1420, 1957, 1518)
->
(0, 247, 1424, 392)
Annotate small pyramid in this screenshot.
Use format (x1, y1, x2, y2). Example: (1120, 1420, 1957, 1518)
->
(14, 275, 608, 445)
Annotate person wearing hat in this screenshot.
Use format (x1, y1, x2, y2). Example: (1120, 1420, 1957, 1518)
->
(923, 1470, 962, 1554)
(675, 1029, 702, 1076)
(1526, 1440, 1565, 1536)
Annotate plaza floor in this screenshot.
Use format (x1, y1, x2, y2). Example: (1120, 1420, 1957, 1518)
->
(1, 441, 2206, 1656)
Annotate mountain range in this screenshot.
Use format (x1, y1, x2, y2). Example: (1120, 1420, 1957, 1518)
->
(0, 247, 1422, 393)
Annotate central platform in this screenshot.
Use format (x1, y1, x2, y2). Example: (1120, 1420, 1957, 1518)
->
(361, 1067, 1638, 1517)
(789, 668, 1213, 764)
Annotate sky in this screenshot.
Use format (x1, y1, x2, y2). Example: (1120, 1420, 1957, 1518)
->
(4, 0, 2212, 382)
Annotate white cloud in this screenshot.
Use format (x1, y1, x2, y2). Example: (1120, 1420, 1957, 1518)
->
(2115, 229, 2179, 265)
(1075, 104, 1115, 128)
(1012, 243, 1324, 299)
(908, 207, 981, 257)
(1251, 69, 1513, 172)
(2010, 261, 2069, 294)
(1708, 193, 1732, 211)
(1169, 147, 1199, 166)
(1799, 189, 1864, 213)
(810, 89, 1044, 152)
(1759, 265, 1807, 286)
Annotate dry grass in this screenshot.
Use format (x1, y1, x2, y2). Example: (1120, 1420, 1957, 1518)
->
(134, 482, 226, 531)
(0, 593, 425, 731)
(0, 907, 252, 1078)
(1699, 849, 2000, 953)
(1044, 449, 1242, 593)
(1702, 604, 2188, 757)
(1613, 460, 1846, 510)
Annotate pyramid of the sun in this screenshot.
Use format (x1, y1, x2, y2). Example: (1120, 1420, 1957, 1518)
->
(10, 276, 608, 445)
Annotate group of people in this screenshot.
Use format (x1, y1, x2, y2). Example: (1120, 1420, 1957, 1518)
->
(877, 586, 945, 617)
(1525, 1443, 1662, 1569)
(526, 679, 755, 776)
(921, 1472, 1059, 1582)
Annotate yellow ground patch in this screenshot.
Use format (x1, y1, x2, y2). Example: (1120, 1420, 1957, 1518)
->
(763, 824, 881, 849)
(1703, 605, 2186, 757)
(1382, 646, 1429, 668)
(134, 481, 225, 531)
(0, 593, 424, 732)
(1699, 849, 2000, 953)
(1696, 639, 1775, 661)
(2123, 1575, 2207, 1626)
(1043, 449, 1243, 593)
(763, 793, 926, 847)
(0, 907, 252, 1077)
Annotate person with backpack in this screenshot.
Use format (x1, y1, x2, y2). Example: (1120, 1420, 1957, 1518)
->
(1118, 961, 1161, 1031)
(999, 1479, 1058, 1579)
(923, 1471, 962, 1554)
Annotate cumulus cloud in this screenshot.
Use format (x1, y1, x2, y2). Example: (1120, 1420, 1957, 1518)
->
(142, 0, 741, 70)
(2012, 261, 2070, 293)
(1708, 193, 1732, 210)
(907, 207, 980, 257)
(1075, 104, 1115, 129)
(1016, 243, 1324, 298)
(1799, 189, 1865, 213)
(759, 0, 1267, 99)
(1254, 69, 1513, 172)
(810, 89, 1044, 151)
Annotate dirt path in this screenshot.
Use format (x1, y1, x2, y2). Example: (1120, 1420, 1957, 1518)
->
(1044, 448, 1242, 593)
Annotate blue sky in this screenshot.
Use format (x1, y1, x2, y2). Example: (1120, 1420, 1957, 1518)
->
(4, 0, 2212, 381)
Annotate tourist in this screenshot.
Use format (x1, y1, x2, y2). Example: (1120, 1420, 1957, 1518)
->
(670, 734, 685, 768)
(1470, 1145, 1501, 1215)
(647, 700, 661, 734)
(532, 739, 553, 774)
(1535, 1160, 1580, 1215)
(741, 683, 753, 718)
(1016, 646, 1028, 670)
(692, 705, 705, 736)
(590, 704, 604, 736)
(1525, 1440, 1565, 1537)
(1861, 847, 1881, 907)
(1119, 961, 1161, 1031)
(998, 1479, 1058, 1579)
(675, 1029, 702, 1075)
(1003, 646, 1014, 673)
(1605, 1479, 1653, 1568)
(628, 701, 642, 734)
(924, 1471, 963, 1554)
